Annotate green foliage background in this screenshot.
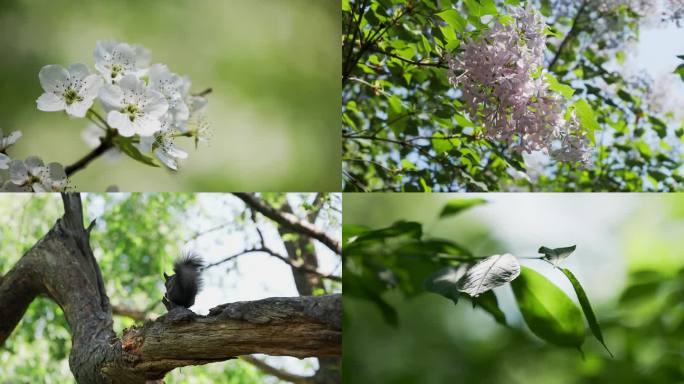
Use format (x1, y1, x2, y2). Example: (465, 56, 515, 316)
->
(0, 0, 340, 192)
(343, 193, 684, 383)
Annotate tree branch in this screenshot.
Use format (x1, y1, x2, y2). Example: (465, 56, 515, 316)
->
(239, 356, 313, 384)
(116, 295, 341, 372)
(111, 305, 317, 384)
(371, 48, 448, 68)
(203, 247, 342, 282)
(548, 0, 589, 71)
(233, 193, 341, 255)
(65, 126, 117, 177)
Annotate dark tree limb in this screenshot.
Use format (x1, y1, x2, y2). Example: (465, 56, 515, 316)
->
(0, 193, 341, 383)
(239, 355, 314, 384)
(233, 193, 342, 255)
(203, 247, 342, 282)
(548, 0, 589, 71)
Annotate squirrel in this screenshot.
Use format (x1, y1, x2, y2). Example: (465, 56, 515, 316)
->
(162, 251, 204, 311)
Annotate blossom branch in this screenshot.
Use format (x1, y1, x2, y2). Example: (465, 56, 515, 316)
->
(64, 123, 117, 177)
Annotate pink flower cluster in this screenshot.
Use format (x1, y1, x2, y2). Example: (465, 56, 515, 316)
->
(447, 6, 591, 167)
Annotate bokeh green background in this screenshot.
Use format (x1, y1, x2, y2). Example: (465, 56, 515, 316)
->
(343, 193, 684, 384)
(0, 0, 340, 192)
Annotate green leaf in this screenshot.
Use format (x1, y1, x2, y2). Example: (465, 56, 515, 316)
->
(545, 73, 575, 99)
(558, 268, 613, 357)
(538, 245, 577, 266)
(342, 224, 371, 243)
(571, 99, 600, 143)
(114, 137, 159, 168)
(421, 35, 432, 55)
(439, 197, 487, 218)
(432, 132, 458, 153)
(511, 267, 585, 348)
(424, 267, 507, 324)
(471, 290, 507, 325)
(424, 265, 468, 304)
(675, 63, 684, 82)
(419, 178, 432, 192)
(353, 220, 423, 243)
(401, 159, 416, 170)
(396, 238, 473, 258)
(437, 9, 466, 34)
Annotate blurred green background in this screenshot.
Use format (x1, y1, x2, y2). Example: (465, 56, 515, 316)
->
(0, 0, 340, 192)
(343, 193, 684, 384)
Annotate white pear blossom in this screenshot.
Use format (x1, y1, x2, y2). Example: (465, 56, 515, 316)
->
(148, 64, 189, 130)
(0, 128, 21, 152)
(30, 40, 210, 175)
(99, 74, 168, 137)
(187, 114, 212, 148)
(138, 129, 188, 170)
(94, 41, 150, 83)
(36, 64, 102, 118)
(1, 156, 68, 192)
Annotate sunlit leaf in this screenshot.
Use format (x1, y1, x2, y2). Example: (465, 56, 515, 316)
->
(512, 267, 585, 348)
(558, 268, 613, 357)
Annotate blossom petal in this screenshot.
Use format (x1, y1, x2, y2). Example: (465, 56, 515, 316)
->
(134, 116, 162, 136)
(37, 92, 65, 112)
(66, 101, 91, 118)
(81, 74, 103, 100)
(8, 160, 28, 184)
(68, 63, 90, 79)
(39, 64, 69, 93)
(143, 90, 169, 118)
(118, 74, 145, 94)
(166, 144, 187, 159)
(94, 41, 117, 63)
(134, 45, 151, 67)
(99, 84, 124, 110)
(155, 148, 178, 170)
(137, 135, 154, 153)
(107, 111, 136, 137)
(0, 181, 32, 192)
(0, 153, 10, 170)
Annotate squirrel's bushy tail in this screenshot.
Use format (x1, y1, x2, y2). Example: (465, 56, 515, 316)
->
(165, 250, 204, 308)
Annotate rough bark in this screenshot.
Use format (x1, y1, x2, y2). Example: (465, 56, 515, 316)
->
(0, 193, 341, 383)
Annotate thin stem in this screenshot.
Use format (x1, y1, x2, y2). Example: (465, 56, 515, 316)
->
(371, 48, 448, 68)
(65, 108, 118, 177)
(193, 88, 212, 97)
(88, 109, 109, 128)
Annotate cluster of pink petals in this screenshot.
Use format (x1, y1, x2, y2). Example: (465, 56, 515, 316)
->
(447, 6, 591, 167)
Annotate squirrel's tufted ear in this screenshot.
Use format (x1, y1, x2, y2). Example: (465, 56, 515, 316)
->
(163, 272, 169, 281)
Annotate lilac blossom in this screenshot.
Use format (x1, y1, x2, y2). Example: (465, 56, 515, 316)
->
(447, 6, 592, 166)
